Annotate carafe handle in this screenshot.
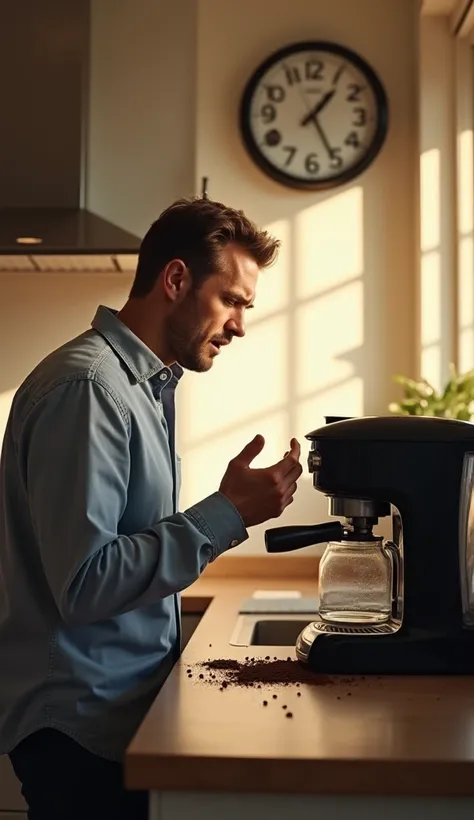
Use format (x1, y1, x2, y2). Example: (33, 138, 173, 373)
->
(383, 540, 400, 615)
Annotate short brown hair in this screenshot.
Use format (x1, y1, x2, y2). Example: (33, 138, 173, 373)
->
(130, 197, 280, 298)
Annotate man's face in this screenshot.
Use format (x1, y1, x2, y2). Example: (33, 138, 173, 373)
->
(166, 244, 259, 372)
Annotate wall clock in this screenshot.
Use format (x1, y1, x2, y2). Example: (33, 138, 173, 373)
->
(239, 41, 388, 191)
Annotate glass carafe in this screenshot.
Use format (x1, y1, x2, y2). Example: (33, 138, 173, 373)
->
(318, 536, 399, 625)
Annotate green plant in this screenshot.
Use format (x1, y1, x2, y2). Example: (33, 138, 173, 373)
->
(388, 364, 474, 421)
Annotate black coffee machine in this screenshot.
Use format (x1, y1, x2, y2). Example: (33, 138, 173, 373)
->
(265, 415, 474, 674)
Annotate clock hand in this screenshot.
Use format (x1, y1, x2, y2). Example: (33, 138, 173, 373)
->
(311, 116, 333, 158)
(300, 89, 336, 127)
(332, 63, 345, 85)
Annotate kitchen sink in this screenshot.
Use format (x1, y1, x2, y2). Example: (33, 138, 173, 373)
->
(251, 619, 313, 645)
(230, 615, 314, 646)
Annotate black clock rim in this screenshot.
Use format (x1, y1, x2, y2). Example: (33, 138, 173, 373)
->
(239, 40, 389, 192)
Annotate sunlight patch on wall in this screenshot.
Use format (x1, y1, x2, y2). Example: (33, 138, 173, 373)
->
(420, 249, 441, 388)
(294, 186, 364, 300)
(457, 129, 474, 373)
(458, 234, 474, 372)
(295, 279, 364, 398)
(458, 129, 473, 237)
(420, 148, 440, 252)
(420, 147, 441, 388)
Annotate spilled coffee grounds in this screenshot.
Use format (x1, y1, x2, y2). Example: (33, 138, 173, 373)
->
(192, 657, 334, 687)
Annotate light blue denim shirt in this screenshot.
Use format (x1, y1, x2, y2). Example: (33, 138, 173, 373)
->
(0, 305, 248, 761)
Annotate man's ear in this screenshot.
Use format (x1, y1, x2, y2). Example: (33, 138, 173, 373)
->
(162, 259, 192, 303)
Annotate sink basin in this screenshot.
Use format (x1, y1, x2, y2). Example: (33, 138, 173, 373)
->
(250, 619, 313, 645)
(230, 615, 315, 646)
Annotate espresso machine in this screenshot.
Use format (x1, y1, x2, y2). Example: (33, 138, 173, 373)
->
(265, 415, 474, 674)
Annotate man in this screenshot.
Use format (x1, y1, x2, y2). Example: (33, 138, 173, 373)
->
(0, 197, 302, 819)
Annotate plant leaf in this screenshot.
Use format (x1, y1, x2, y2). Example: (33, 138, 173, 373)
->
(389, 365, 474, 421)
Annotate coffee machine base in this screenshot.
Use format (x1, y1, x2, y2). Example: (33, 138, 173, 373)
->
(299, 625, 474, 675)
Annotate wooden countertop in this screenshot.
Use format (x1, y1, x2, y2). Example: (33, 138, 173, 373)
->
(125, 560, 474, 797)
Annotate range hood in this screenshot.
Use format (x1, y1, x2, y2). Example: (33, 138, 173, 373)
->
(0, 0, 140, 273)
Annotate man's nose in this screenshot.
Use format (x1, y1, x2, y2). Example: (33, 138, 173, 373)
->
(225, 315, 245, 338)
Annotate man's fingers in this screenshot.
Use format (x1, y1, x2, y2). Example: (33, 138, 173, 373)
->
(283, 437, 299, 457)
(289, 437, 301, 461)
(276, 439, 301, 475)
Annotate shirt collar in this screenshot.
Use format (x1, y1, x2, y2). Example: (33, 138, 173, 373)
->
(91, 305, 183, 386)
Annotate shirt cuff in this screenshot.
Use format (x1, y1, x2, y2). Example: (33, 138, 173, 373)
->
(184, 491, 248, 560)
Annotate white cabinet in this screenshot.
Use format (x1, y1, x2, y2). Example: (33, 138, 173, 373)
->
(0, 755, 26, 812)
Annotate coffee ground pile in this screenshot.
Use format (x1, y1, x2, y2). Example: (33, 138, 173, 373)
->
(189, 657, 336, 688)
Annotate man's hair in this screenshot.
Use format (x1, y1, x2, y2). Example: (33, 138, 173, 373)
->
(129, 197, 280, 298)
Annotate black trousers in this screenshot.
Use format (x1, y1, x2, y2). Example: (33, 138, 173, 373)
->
(9, 728, 148, 820)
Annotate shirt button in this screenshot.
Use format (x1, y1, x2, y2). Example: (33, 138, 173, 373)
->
(159, 371, 168, 381)
(230, 539, 239, 548)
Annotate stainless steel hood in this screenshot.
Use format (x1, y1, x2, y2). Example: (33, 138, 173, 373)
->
(0, 0, 140, 273)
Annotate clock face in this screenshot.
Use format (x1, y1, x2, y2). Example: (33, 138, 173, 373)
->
(239, 41, 388, 191)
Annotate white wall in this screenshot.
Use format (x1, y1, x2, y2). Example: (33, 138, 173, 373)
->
(176, 0, 420, 553)
(0, 275, 132, 442)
